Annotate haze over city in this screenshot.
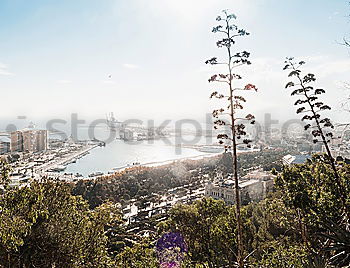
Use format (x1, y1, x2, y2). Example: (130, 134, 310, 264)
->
(0, 0, 349, 124)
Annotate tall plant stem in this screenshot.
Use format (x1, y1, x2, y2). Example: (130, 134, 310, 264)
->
(292, 64, 348, 218)
(226, 18, 244, 268)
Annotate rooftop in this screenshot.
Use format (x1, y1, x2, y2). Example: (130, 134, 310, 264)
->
(210, 178, 262, 189)
(0, 136, 11, 143)
(283, 154, 311, 165)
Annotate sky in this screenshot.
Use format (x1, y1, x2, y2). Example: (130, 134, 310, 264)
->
(0, 0, 349, 126)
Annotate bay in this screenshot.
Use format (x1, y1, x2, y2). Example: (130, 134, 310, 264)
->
(64, 128, 216, 176)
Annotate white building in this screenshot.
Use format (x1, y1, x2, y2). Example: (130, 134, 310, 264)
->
(205, 170, 275, 205)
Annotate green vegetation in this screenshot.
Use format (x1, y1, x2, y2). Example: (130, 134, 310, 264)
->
(155, 156, 350, 267)
(1, 153, 349, 267)
(0, 160, 11, 191)
(115, 240, 159, 268)
(237, 149, 297, 175)
(0, 180, 121, 267)
(73, 155, 223, 208)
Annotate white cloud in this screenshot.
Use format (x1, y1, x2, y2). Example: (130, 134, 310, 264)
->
(102, 80, 117, 85)
(57, 80, 72, 84)
(123, 63, 140, 69)
(0, 63, 14, 76)
(328, 11, 339, 20)
(308, 57, 350, 78)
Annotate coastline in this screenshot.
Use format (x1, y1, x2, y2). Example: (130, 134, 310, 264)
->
(42, 140, 260, 180)
(109, 152, 223, 173)
(35, 143, 99, 179)
(141, 152, 223, 168)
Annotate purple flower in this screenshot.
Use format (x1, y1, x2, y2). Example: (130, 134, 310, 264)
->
(156, 232, 188, 266)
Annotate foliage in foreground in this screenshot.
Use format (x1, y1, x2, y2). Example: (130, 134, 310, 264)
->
(1, 157, 350, 267)
(0, 180, 120, 267)
(276, 155, 350, 267)
(152, 157, 350, 267)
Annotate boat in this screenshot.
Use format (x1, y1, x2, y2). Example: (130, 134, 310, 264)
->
(49, 165, 66, 172)
(88, 171, 104, 177)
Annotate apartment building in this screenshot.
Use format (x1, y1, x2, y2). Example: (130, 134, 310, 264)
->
(0, 136, 11, 154)
(11, 129, 48, 153)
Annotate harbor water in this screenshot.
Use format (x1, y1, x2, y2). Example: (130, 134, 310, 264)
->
(64, 127, 217, 176)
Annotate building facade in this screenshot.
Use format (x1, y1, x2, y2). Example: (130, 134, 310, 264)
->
(0, 136, 11, 154)
(11, 129, 48, 153)
(205, 170, 275, 205)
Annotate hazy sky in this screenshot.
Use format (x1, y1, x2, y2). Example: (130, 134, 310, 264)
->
(0, 0, 349, 124)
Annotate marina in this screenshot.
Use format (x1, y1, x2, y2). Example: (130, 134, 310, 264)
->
(3, 119, 261, 182)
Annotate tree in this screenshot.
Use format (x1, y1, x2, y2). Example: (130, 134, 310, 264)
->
(253, 241, 311, 268)
(0, 160, 11, 190)
(0, 180, 120, 267)
(160, 194, 320, 267)
(241, 192, 311, 266)
(283, 58, 348, 216)
(115, 239, 159, 268)
(276, 155, 348, 224)
(275, 156, 350, 265)
(205, 10, 257, 267)
(162, 197, 236, 267)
